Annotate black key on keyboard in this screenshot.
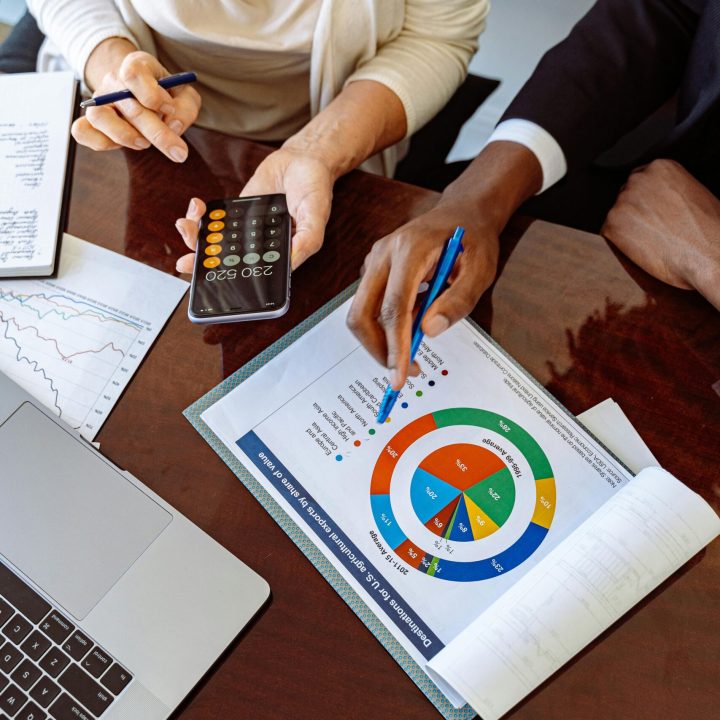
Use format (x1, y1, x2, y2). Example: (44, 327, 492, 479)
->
(38, 614, 73, 646)
(58, 665, 111, 716)
(48, 694, 92, 720)
(38, 649, 69, 679)
(0, 644, 23, 674)
(99, 664, 131, 696)
(29, 678, 60, 709)
(0, 602, 13, 629)
(2, 615, 33, 646)
(60, 632, 91, 663)
(11, 661, 41, 692)
(0, 683, 27, 716)
(80, 649, 110, 680)
(20, 634, 50, 664)
(0, 565, 51, 626)
(15, 700, 45, 720)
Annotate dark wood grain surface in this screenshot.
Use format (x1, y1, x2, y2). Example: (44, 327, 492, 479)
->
(67, 127, 720, 720)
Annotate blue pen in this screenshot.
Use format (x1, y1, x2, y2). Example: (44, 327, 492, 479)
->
(79, 71, 198, 108)
(376, 226, 465, 424)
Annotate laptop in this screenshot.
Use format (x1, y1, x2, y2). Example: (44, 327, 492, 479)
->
(0, 372, 270, 720)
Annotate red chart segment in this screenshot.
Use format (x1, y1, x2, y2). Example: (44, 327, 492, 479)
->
(424, 495, 460, 538)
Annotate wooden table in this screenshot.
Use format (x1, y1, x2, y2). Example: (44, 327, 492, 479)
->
(67, 127, 720, 720)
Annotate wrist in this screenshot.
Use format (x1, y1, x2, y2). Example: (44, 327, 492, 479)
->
(440, 141, 543, 236)
(84, 37, 136, 91)
(281, 121, 360, 181)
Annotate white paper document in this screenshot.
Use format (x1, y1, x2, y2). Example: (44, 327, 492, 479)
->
(0, 71, 76, 276)
(199, 299, 718, 717)
(0, 234, 187, 439)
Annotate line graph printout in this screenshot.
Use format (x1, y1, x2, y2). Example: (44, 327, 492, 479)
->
(0, 234, 187, 439)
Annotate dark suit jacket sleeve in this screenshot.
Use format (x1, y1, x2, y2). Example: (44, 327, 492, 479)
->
(501, 0, 700, 172)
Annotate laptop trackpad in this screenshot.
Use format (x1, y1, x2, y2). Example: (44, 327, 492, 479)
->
(0, 403, 172, 620)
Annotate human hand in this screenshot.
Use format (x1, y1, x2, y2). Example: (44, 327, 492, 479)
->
(174, 145, 334, 273)
(602, 159, 720, 310)
(346, 202, 500, 390)
(73, 40, 201, 162)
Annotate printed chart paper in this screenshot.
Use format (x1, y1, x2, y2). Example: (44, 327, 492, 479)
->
(201, 298, 634, 705)
(0, 234, 187, 439)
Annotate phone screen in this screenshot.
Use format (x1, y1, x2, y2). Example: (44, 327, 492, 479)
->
(189, 195, 290, 320)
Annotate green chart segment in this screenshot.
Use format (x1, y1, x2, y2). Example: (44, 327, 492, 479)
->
(370, 408, 556, 582)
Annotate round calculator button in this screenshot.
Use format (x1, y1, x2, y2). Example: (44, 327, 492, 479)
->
(205, 244, 222, 256)
(206, 232, 223, 243)
(228, 244, 238, 252)
(203, 256, 221, 268)
(263, 251, 281, 263)
(209, 209, 226, 220)
(269, 204, 283, 213)
(228, 206, 244, 217)
(245, 229, 261, 241)
(265, 227, 281, 239)
(266, 215, 281, 226)
(243, 252, 261, 265)
(244, 242, 259, 252)
(223, 255, 241, 267)
(208, 220, 225, 231)
(248, 217, 262, 227)
(264, 239, 281, 250)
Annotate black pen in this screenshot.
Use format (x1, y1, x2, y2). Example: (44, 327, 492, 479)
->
(80, 71, 198, 108)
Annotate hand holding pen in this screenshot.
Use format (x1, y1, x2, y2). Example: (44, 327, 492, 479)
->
(72, 41, 201, 163)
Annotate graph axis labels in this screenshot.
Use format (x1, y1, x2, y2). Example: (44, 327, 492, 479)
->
(370, 408, 556, 582)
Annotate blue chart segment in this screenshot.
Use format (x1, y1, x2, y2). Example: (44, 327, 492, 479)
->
(370, 408, 556, 582)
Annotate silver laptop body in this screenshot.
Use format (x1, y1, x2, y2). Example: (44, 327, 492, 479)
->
(0, 372, 269, 720)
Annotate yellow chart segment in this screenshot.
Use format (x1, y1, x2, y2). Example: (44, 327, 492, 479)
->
(531, 477, 556, 529)
(463, 494, 500, 540)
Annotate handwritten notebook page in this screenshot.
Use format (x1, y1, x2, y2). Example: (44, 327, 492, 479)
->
(0, 71, 75, 276)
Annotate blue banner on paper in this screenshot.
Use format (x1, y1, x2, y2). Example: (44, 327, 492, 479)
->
(237, 430, 444, 660)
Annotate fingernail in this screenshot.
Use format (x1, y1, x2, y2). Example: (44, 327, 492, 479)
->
(161, 103, 175, 116)
(188, 198, 198, 215)
(390, 368, 403, 389)
(169, 119, 183, 135)
(175, 220, 187, 240)
(424, 314, 450, 337)
(134, 138, 151, 149)
(169, 146, 187, 163)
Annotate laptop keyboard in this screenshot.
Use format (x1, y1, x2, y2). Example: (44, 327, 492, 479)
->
(0, 561, 133, 719)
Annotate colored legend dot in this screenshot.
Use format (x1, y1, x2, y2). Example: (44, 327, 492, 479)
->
(368, 429, 376, 436)
(416, 390, 423, 397)
(354, 440, 361, 447)
(441, 369, 449, 376)
(401, 402, 409, 409)
(335, 455, 343, 461)
(428, 380, 436, 387)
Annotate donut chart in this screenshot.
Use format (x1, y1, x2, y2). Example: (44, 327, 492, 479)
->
(370, 408, 556, 582)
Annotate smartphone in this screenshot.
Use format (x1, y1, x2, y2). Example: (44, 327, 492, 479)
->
(188, 194, 291, 323)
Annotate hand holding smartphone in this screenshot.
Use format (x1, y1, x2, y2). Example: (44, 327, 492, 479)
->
(188, 194, 291, 323)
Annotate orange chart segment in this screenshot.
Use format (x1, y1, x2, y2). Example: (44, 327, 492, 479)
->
(419, 443, 506, 492)
(463, 494, 500, 540)
(370, 413, 438, 494)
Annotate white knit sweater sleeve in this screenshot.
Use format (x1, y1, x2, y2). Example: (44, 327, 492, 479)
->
(26, 0, 138, 80)
(345, 0, 490, 136)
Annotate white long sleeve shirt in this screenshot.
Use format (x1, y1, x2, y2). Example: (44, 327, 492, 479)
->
(27, 0, 490, 175)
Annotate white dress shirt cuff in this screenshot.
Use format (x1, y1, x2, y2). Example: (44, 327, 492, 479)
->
(486, 119, 567, 193)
